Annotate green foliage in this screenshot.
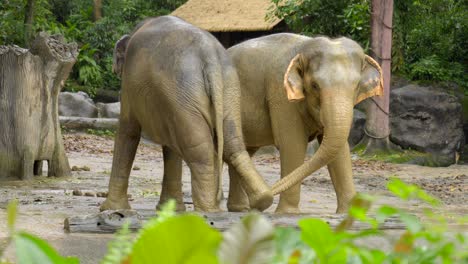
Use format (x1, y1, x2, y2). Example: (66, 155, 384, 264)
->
(268, 0, 468, 91)
(394, 0, 468, 89)
(219, 213, 275, 264)
(86, 129, 115, 137)
(2, 200, 79, 264)
(14, 232, 79, 264)
(131, 215, 221, 264)
(0, 0, 187, 97)
(268, 0, 371, 50)
(0, 0, 55, 46)
(2, 184, 467, 264)
(353, 143, 430, 164)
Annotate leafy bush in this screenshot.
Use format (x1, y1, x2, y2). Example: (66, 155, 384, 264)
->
(268, 0, 468, 92)
(2, 179, 466, 263)
(268, 0, 370, 49)
(0, 0, 188, 97)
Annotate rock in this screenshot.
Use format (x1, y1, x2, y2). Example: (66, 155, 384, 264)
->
(93, 89, 120, 103)
(72, 189, 83, 196)
(349, 109, 366, 147)
(132, 166, 140, 171)
(97, 102, 121, 118)
(59, 92, 98, 118)
(390, 75, 411, 90)
(390, 85, 464, 166)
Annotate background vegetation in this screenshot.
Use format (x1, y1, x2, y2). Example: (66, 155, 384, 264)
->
(1, 0, 466, 97)
(269, 0, 468, 93)
(0, 0, 187, 97)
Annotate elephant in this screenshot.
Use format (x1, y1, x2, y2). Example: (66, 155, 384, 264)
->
(227, 33, 383, 213)
(100, 16, 273, 212)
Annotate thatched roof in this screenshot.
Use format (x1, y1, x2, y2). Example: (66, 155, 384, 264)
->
(171, 0, 282, 32)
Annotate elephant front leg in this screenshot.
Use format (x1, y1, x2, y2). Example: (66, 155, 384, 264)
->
(157, 146, 185, 212)
(276, 143, 307, 214)
(100, 116, 141, 211)
(327, 142, 356, 213)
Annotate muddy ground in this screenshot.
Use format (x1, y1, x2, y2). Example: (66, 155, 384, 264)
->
(0, 133, 467, 263)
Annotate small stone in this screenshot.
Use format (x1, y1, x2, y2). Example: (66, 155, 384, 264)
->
(133, 166, 140, 171)
(82, 166, 91, 171)
(72, 189, 83, 196)
(84, 191, 95, 197)
(96, 191, 107, 197)
(71, 166, 79, 171)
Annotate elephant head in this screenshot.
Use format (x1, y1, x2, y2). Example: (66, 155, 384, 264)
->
(272, 37, 383, 194)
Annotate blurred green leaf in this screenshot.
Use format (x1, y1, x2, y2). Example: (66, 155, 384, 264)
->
(7, 199, 18, 234)
(131, 214, 221, 264)
(219, 213, 274, 264)
(15, 232, 79, 264)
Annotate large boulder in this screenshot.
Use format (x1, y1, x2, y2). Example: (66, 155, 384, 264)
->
(390, 85, 465, 166)
(349, 109, 366, 147)
(97, 102, 121, 118)
(59, 92, 98, 118)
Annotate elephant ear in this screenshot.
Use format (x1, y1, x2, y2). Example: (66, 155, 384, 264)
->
(355, 55, 384, 104)
(112, 34, 130, 77)
(284, 54, 305, 102)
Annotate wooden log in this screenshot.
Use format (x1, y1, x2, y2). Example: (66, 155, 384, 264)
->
(0, 32, 78, 180)
(59, 116, 119, 130)
(64, 210, 406, 234)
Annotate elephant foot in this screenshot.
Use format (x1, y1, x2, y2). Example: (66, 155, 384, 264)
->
(99, 198, 131, 211)
(248, 190, 273, 212)
(194, 206, 222, 212)
(227, 203, 250, 212)
(275, 205, 301, 214)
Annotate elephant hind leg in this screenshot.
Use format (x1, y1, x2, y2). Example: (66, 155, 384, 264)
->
(184, 141, 221, 212)
(157, 146, 185, 212)
(100, 114, 141, 211)
(227, 147, 258, 212)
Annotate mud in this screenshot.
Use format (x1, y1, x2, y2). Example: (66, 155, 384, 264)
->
(0, 133, 467, 263)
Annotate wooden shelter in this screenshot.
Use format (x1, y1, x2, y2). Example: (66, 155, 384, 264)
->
(171, 0, 287, 47)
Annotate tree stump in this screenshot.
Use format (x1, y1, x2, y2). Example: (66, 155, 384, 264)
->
(0, 32, 78, 180)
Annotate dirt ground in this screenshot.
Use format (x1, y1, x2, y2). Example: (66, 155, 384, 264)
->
(0, 133, 467, 263)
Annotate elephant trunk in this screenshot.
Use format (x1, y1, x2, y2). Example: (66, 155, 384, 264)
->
(227, 149, 273, 211)
(272, 90, 354, 194)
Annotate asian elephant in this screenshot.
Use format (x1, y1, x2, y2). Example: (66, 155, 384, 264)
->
(100, 16, 273, 212)
(227, 33, 383, 213)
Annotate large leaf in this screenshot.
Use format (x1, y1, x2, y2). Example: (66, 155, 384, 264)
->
(299, 218, 347, 263)
(15, 232, 79, 264)
(218, 213, 275, 264)
(272, 227, 315, 264)
(7, 199, 18, 234)
(131, 214, 222, 264)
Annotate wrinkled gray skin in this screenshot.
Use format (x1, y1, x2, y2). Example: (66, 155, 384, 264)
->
(227, 33, 383, 213)
(100, 16, 273, 212)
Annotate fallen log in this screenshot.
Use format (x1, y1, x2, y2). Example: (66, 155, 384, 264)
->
(59, 116, 119, 130)
(64, 210, 406, 233)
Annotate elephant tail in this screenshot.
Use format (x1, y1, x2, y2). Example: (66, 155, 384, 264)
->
(204, 64, 224, 198)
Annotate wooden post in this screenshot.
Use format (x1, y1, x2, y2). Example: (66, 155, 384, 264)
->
(361, 0, 396, 154)
(0, 32, 78, 180)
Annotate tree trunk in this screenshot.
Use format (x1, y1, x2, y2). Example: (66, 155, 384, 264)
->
(93, 0, 103, 21)
(360, 0, 396, 154)
(24, 0, 36, 47)
(0, 32, 78, 180)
